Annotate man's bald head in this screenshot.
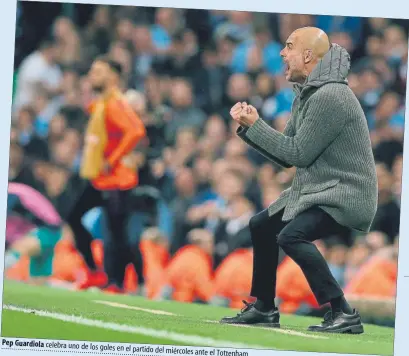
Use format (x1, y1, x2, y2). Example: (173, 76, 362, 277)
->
(292, 27, 331, 59)
(280, 27, 331, 84)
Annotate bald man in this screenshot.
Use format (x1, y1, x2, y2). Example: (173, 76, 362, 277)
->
(220, 27, 378, 334)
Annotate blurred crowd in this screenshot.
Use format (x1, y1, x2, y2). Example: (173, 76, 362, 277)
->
(7, 3, 406, 315)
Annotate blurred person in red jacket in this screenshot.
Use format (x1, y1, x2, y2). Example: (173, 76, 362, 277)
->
(158, 229, 215, 303)
(66, 56, 147, 293)
(136, 227, 170, 298)
(212, 248, 254, 308)
(345, 236, 398, 298)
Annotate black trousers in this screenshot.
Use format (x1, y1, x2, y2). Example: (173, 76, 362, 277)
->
(66, 183, 144, 288)
(250, 206, 350, 305)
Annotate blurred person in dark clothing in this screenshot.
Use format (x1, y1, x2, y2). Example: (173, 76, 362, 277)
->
(196, 116, 230, 161)
(150, 157, 175, 203)
(223, 140, 256, 180)
(193, 156, 214, 195)
(35, 91, 65, 139)
(257, 164, 278, 192)
(370, 162, 400, 242)
(52, 16, 83, 67)
(47, 113, 68, 147)
(165, 78, 207, 145)
(254, 26, 284, 76)
(42, 161, 84, 221)
(185, 161, 228, 229)
(108, 41, 133, 88)
(151, 8, 183, 54)
(132, 25, 156, 90)
(15, 106, 49, 160)
(164, 128, 199, 172)
(250, 72, 276, 120)
(153, 30, 201, 80)
(59, 105, 88, 132)
(115, 5, 155, 26)
(184, 9, 212, 48)
(250, 74, 294, 139)
(213, 196, 255, 267)
(352, 34, 385, 72)
(216, 34, 238, 68)
(373, 139, 403, 171)
(395, 50, 407, 96)
(362, 18, 390, 38)
(220, 73, 253, 124)
(200, 115, 228, 159)
(8, 143, 45, 194)
(187, 169, 247, 236)
(367, 91, 401, 135)
(81, 6, 113, 65)
(144, 73, 172, 118)
(351, 35, 396, 88)
(193, 43, 231, 113)
(356, 68, 384, 114)
(240, 41, 264, 80)
(114, 16, 135, 47)
(214, 11, 254, 43)
(49, 129, 81, 172)
(383, 25, 408, 68)
(169, 167, 200, 254)
(371, 58, 396, 89)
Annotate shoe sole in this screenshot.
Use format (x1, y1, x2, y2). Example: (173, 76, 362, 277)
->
(220, 322, 280, 328)
(309, 324, 364, 334)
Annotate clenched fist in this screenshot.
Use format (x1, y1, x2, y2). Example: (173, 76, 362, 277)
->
(229, 102, 259, 128)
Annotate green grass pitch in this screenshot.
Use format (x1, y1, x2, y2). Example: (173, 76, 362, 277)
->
(1, 280, 395, 355)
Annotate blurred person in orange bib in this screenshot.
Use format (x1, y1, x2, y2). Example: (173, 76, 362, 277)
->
(136, 227, 170, 299)
(158, 229, 215, 303)
(66, 57, 147, 293)
(212, 248, 254, 309)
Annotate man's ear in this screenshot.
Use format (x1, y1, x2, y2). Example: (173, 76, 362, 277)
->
(304, 49, 313, 64)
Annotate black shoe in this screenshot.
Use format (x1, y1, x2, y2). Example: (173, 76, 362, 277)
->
(220, 300, 280, 328)
(308, 309, 364, 334)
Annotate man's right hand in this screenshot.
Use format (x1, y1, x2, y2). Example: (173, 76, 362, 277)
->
(230, 102, 245, 121)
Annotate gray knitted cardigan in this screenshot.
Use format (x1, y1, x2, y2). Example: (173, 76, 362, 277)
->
(237, 44, 378, 232)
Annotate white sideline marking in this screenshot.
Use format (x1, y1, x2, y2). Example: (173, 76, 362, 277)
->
(3, 305, 272, 350)
(94, 300, 177, 316)
(94, 300, 326, 340)
(204, 320, 328, 340)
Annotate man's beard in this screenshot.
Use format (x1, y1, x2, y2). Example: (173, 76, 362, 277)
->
(92, 84, 106, 94)
(288, 71, 306, 85)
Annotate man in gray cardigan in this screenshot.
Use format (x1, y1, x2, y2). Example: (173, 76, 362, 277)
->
(220, 27, 378, 334)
